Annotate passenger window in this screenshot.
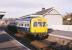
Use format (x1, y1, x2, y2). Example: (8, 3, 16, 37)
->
(19, 23, 23, 26)
(25, 24, 27, 26)
(25, 24, 29, 26)
(21, 24, 23, 26)
(27, 24, 29, 26)
(33, 22, 37, 27)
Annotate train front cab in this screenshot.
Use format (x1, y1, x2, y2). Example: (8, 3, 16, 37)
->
(30, 17, 48, 39)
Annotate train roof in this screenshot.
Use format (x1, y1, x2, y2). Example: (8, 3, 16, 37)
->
(16, 17, 33, 21)
(16, 15, 43, 21)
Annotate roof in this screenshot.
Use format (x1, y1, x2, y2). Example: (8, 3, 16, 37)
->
(33, 7, 61, 16)
(18, 15, 43, 21)
(0, 15, 5, 19)
(0, 11, 6, 19)
(33, 7, 53, 15)
(16, 17, 33, 21)
(19, 7, 61, 19)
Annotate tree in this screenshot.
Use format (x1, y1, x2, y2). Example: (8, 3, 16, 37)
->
(63, 13, 72, 25)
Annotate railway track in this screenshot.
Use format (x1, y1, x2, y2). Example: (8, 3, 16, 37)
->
(12, 36, 72, 50)
(5, 28, 72, 50)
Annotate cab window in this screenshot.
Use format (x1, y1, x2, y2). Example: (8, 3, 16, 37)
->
(33, 22, 37, 27)
(38, 22, 42, 26)
(43, 22, 46, 26)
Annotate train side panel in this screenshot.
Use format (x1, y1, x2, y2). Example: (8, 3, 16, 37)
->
(16, 19, 30, 32)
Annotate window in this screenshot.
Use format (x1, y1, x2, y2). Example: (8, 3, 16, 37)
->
(21, 24, 23, 26)
(25, 24, 29, 27)
(33, 22, 37, 27)
(25, 24, 27, 26)
(18, 23, 23, 26)
(43, 22, 46, 26)
(27, 24, 29, 26)
(38, 22, 42, 26)
(33, 22, 47, 27)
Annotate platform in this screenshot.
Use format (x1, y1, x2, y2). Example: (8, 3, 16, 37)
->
(0, 30, 30, 50)
(47, 30, 72, 45)
(49, 30, 72, 40)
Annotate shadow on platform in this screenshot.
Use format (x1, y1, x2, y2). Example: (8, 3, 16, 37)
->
(48, 28, 54, 33)
(0, 34, 14, 43)
(0, 46, 28, 50)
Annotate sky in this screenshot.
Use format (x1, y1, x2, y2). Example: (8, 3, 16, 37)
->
(0, 0, 72, 18)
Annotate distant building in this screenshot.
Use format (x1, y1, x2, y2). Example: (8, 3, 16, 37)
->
(63, 13, 72, 25)
(33, 7, 62, 27)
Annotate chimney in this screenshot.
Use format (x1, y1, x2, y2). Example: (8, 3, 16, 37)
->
(42, 8, 45, 11)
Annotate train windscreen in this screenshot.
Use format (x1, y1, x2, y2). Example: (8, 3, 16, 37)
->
(33, 22, 46, 27)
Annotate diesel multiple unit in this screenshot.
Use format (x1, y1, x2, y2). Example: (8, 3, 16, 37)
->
(8, 15, 48, 39)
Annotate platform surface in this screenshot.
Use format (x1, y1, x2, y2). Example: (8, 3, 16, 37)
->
(0, 30, 30, 50)
(49, 30, 72, 40)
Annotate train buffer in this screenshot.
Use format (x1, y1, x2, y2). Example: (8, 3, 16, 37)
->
(0, 30, 30, 50)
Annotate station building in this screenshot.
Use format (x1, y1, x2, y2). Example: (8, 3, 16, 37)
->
(33, 7, 62, 27)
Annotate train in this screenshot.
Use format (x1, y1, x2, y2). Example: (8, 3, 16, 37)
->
(7, 15, 48, 40)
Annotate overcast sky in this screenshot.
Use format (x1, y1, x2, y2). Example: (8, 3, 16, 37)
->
(0, 0, 72, 18)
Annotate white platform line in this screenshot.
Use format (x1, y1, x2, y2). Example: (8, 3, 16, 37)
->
(49, 34, 72, 40)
